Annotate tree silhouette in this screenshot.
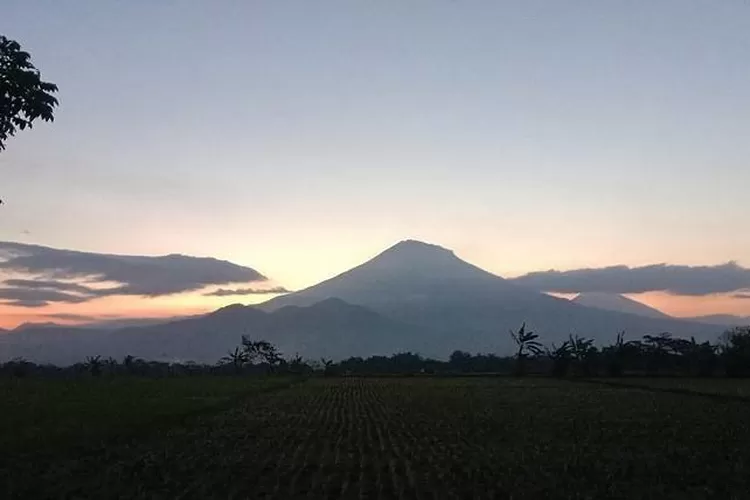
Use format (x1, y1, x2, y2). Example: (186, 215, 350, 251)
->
(84, 355, 103, 377)
(7, 357, 32, 378)
(220, 346, 249, 373)
(320, 358, 335, 376)
(449, 350, 473, 372)
(601, 331, 626, 377)
(287, 354, 308, 375)
(685, 337, 717, 377)
(547, 341, 572, 377)
(721, 327, 750, 377)
(103, 357, 118, 375)
(0, 36, 59, 151)
(509, 323, 542, 376)
(122, 355, 142, 375)
(642, 333, 674, 375)
(568, 335, 597, 377)
(241, 337, 282, 372)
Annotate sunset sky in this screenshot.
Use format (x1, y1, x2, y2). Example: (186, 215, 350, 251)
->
(1, 1, 749, 327)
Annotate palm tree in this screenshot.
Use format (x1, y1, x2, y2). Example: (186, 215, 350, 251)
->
(288, 354, 308, 375)
(568, 335, 597, 376)
(123, 354, 139, 375)
(104, 357, 118, 375)
(509, 323, 543, 376)
(547, 341, 572, 377)
(84, 355, 103, 377)
(602, 331, 626, 377)
(220, 347, 248, 374)
(320, 358, 335, 376)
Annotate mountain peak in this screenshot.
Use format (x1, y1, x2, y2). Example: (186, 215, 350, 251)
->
(374, 240, 457, 262)
(372, 240, 457, 267)
(259, 238, 525, 314)
(387, 239, 453, 254)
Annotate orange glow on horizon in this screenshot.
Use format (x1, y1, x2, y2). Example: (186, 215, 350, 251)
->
(0, 289, 288, 329)
(544, 291, 749, 318)
(627, 292, 750, 318)
(1, 276, 749, 330)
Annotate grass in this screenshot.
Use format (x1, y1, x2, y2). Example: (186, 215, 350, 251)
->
(4, 376, 750, 498)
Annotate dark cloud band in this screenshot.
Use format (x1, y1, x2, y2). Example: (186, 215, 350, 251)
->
(203, 286, 290, 297)
(0, 241, 269, 307)
(511, 262, 750, 296)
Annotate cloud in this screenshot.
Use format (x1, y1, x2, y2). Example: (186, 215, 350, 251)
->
(3, 299, 49, 308)
(203, 286, 290, 297)
(43, 312, 97, 321)
(0, 241, 269, 307)
(0, 286, 91, 305)
(3, 278, 98, 294)
(511, 262, 750, 296)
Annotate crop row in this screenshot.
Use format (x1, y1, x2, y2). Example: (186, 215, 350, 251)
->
(6, 378, 750, 499)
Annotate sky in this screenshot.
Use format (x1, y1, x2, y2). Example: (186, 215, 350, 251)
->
(1, 1, 749, 326)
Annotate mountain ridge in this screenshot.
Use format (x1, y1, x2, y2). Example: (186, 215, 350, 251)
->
(1, 240, 730, 365)
(571, 292, 671, 319)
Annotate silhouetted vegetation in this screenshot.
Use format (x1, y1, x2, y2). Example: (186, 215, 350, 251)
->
(0, 35, 58, 152)
(721, 326, 750, 377)
(3, 324, 750, 379)
(508, 322, 543, 375)
(315, 325, 749, 378)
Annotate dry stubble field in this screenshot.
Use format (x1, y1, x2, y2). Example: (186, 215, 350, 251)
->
(4, 377, 750, 499)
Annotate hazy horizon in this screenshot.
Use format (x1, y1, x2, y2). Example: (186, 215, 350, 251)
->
(0, 238, 748, 329)
(2, 1, 749, 326)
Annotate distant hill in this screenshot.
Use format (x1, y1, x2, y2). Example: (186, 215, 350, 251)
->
(102, 298, 430, 363)
(12, 316, 194, 332)
(0, 326, 111, 365)
(0, 298, 430, 365)
(77, 316, 197, 330)
(571, 292, 671, 319)
(13, 322, 65, 332)
(687, 314, 750, 327)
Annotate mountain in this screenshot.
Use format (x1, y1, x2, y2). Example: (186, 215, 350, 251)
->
(571, 292, 671, 319)
(13, 322, 65, 332)
(76, 315, 198, 330)
(260, 240, 721, 353)
(0, 298, 430, 365)
(109, 298, 430, 362)
(687, 314, 750, 327)
(0, 325, 111, 365)
(1, 240, 727, 365)
(261, 240, 538, 311)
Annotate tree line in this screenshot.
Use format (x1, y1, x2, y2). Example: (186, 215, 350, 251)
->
(506, 325, 735, 378)
(304, 325, 750, 378)
(2, 326, 750, 378)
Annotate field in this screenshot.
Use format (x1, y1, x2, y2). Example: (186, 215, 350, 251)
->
(0, 376, 295, 454)
(4, 377, 750, 499)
